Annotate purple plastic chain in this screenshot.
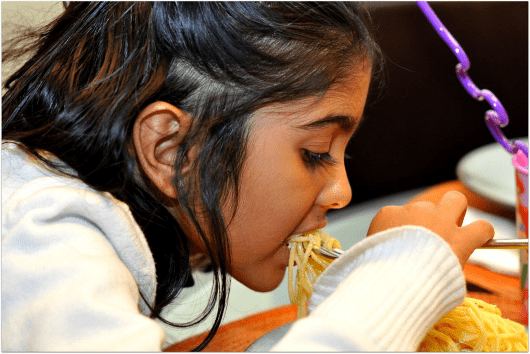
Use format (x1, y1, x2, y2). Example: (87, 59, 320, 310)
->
(416, 1, 528, 159)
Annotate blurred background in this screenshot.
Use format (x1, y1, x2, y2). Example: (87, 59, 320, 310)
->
(349, 1, 528, 205)
(3, 1, 528, 347)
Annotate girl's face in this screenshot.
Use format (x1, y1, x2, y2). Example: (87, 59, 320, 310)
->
(225, 62, 372, 292)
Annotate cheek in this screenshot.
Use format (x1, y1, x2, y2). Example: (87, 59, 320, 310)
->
(224, 144, 320, 289)
(231, 149, 317, 245)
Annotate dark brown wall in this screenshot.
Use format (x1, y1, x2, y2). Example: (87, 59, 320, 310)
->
(345, 1, 528, 205)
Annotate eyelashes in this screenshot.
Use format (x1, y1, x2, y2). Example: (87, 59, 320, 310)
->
(302, 150, 339, 169)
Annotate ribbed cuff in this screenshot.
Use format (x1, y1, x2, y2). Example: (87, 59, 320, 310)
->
(308, 225, 466, 351)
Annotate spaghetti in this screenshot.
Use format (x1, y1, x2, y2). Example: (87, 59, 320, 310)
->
(288, 230, 340, 318)
(418, 297, 528, 352)
(288, 230, 528, 352)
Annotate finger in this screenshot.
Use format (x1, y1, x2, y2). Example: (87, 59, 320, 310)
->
(460, 219, 495, 246)
(437, 191, 468, 226)
(407, 201, 436, 209)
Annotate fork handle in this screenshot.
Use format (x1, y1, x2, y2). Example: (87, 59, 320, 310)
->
(479, 238, 528, 249)
(319, 238, 529, 259)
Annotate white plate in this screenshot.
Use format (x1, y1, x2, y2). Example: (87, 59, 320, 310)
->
(456, 138, 528, 210)
(246, 322, 293, 351)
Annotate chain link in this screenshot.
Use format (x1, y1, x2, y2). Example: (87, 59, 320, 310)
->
(416, 1, 528, 159)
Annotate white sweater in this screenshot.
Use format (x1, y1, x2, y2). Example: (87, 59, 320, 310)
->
(1, 143, 465, 351)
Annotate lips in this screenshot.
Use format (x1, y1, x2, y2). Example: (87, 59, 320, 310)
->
(294, 222, 328, 237)
(285, 222, 328, 247)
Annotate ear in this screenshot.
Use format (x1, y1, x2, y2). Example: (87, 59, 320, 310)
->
(133, 101, 192, 199)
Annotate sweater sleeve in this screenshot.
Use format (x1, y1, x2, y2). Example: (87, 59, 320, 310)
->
(1, 178, 166, 351)
(272, 225, 466, 352)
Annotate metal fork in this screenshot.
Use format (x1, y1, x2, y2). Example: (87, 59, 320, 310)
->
(318, 238, 529, 259)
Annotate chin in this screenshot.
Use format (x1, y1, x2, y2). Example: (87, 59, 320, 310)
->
(235, 267, 286, 293)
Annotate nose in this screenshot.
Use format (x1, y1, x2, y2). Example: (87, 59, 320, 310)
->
(317, 163, 352, 210)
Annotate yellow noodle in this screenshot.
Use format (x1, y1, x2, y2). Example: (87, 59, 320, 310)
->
(288, 230, 529, 352)
(418, 297, 528, 352)
(288, 230, 339, 318)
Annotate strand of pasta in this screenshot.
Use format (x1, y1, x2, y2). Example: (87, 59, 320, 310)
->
(418, 297, 528, 351)
(288, 230, 339, 318)
(288, 230, 528, 352)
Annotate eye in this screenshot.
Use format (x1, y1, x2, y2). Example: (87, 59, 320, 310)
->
(302, 150, 338, 169)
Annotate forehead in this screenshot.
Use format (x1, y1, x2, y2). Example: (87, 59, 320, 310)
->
(251, 61, 372, 130)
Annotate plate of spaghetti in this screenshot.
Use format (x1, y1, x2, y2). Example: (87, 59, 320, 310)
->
(247, 230, 529, 352)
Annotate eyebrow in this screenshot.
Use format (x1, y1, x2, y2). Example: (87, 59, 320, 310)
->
(295, 114, 361, 133)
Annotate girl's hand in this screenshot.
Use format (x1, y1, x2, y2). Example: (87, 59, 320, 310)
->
(366, 191, 494, 268)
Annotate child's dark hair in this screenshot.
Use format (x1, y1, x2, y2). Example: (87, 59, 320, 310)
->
(2, 2, 382, 350)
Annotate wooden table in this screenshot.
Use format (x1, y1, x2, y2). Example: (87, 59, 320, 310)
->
(165, 180, 524, 352)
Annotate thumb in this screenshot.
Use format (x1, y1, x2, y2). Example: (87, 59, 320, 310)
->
(461, 219, 495, 247)
(453, 219, 495, 267)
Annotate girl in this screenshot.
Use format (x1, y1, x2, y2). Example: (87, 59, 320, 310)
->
(2, 2, 494, 351)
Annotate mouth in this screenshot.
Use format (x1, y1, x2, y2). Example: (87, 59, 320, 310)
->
(285, 223, 328, 249)
(285, 235, 296, 251)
